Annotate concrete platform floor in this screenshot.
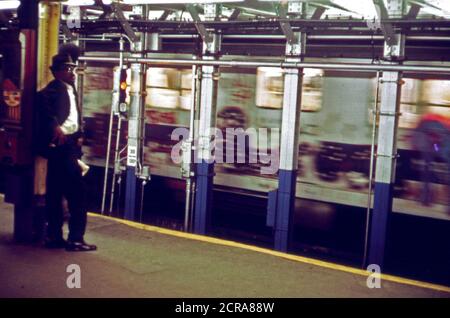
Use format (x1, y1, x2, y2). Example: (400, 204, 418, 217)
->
(0, 196, 449, 298)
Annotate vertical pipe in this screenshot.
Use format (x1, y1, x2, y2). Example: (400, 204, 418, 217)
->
(76, 40, 86, 112)
(363, 71, 380, 267)
(102, 38, 124, 214)
(109, 112, 122, 214)
(107, 37, 124, 215)
(100, 67, 115, 214)
(184, 63, 198, 231)
(184, 178, 192, 230)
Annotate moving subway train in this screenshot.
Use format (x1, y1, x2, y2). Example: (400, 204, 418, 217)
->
(82, 60, 450, 218)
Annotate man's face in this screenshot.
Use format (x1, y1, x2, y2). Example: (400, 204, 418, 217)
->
(54, 65, 76, 85)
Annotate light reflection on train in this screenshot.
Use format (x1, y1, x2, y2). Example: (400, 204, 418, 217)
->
(81, 63, 450, 220)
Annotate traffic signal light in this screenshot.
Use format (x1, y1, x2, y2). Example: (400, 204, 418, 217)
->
(119, 67, 128, 106)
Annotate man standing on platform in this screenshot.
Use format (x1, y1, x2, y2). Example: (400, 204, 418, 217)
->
(36, 53, 96, 252)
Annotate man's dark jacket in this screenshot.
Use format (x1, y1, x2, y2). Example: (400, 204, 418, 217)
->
(35, 79, 82, 158)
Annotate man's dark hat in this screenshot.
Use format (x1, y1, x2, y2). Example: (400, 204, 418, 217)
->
(59, 43, 80, 63)
(50, 53, 76, 71)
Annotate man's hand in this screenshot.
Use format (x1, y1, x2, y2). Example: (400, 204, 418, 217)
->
(52, 126, 66, 146)
(76, 137, 84, 147)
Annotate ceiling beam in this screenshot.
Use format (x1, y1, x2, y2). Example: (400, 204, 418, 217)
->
(372, 0, 398, 47)
(186, 4, 213, 44)
(111, 2, 138, 42)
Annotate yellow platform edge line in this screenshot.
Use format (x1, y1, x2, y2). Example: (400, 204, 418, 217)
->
(89, 213, 450, 293)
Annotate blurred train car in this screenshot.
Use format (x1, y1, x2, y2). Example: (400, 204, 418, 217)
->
(81, 59, 450, 221)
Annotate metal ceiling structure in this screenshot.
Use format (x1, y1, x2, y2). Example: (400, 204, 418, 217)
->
(1, 0, 449, 59)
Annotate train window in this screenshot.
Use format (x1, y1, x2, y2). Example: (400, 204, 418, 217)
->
(255, 67, 283, 109)
(83, 66, 114, 116)
(255, 67, 323, 111)
(369, 78, 450, 129)
(180, 69, 193, 111)
(302, 68, 324, 112)
(400, 78, 422, 129)
(421, 80, 450, 107)
(145, 67, 191, 110)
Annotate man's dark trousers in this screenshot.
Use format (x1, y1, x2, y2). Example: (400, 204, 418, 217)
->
(45, 136, 87, 242)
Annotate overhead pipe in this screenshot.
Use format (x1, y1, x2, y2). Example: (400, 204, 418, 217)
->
(79, 56, 450, 74)
(76, 34, 450, 41)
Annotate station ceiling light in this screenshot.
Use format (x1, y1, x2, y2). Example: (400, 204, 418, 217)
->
(328, 0, 377, 19)
(62, 0, 112, 5)
(418, 0, 450, 17)
(121, 0, 244, 4)
(0, 0, 20, 10)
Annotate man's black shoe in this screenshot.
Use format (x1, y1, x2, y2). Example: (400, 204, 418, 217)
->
(44, 238, 67, 249)
(66, 240, 97, 252)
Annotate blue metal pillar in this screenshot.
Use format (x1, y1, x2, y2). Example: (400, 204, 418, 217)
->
(192, 4, 220, 235)
(273, 2, 306, 252)
(368, 70, 403, 266)
(124, 35, 146, 221)
(193, 160, 214, 234)
(274, 169, 298, 251)
(369, 182, 394, 264)
(124, 166, 137, 220)
(192, 54, 220, 234)
(368, 0, 405, 267)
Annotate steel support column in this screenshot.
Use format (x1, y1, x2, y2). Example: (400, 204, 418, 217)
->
(124, 34, 146, 221)
(124, 62, 142, 220)
(193, 3, 220, 235)
(368, 0, 405, 267)
(12, 1, 38, 242)
(274, 2, 306, 252)
(37, 1, 60, 91)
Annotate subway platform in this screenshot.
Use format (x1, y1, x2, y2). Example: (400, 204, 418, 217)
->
(0, 195, 449, 298)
